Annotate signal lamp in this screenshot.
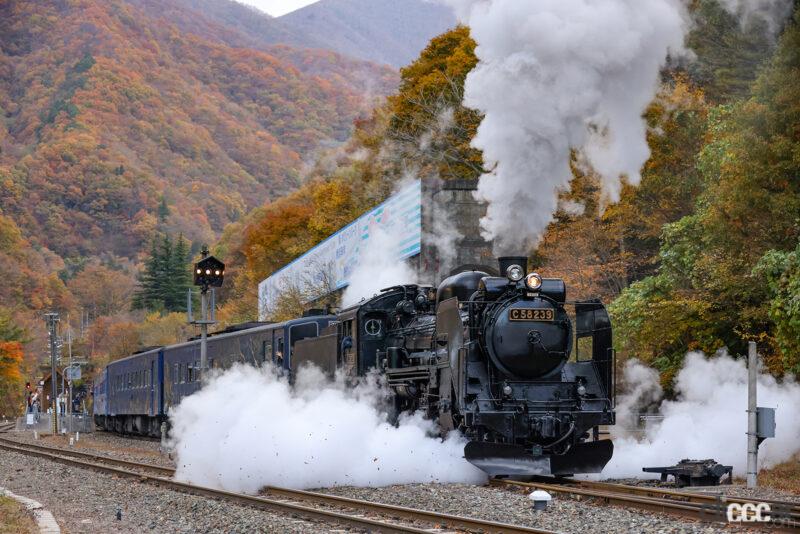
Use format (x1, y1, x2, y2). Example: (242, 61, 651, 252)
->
(194, 250, 225, 289)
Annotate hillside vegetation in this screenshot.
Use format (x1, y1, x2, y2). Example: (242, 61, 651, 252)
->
(1, 0, 798, 411)
(228, 2, 800, 389)
(0, 0, 396, 410)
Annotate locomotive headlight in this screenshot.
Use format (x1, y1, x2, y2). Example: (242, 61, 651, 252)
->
(503, 384, 513, 396)
(525, 273, 543, 290)
(506, 264, 524, 282)
(577, 385, 587, 396)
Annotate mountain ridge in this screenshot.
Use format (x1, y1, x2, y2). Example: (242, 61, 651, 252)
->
(0, 0, 396, 264)
(161, 0, 457, 68)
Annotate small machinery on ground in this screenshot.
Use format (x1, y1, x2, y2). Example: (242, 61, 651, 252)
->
(643, 459, 734, 487)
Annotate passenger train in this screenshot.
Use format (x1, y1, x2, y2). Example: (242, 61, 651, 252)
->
(93, 316, 332, 436)
(95, 256, 615, 477)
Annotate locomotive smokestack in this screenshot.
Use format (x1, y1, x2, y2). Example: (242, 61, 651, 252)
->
(498, 256, 528, 276)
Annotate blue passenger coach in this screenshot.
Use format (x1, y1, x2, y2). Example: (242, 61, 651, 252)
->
(94, 314, 332, 436)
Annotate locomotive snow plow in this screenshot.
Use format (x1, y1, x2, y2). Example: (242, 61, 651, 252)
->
(464, 440, 614, 477)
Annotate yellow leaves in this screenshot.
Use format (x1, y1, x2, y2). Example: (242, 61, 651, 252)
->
(0, 214, 23, 249)
(138, 312, 192, 349)
(0, 341, 23, 383)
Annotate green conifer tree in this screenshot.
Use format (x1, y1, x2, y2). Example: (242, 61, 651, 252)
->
(165, 234, 192, 312)
(157, 196, 170, 223)
(132, 239, 163, 311)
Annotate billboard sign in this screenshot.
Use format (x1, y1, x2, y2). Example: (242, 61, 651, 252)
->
(258, 181, 421, 319)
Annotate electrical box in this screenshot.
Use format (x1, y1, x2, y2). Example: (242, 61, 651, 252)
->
(756, 407, 776, 439)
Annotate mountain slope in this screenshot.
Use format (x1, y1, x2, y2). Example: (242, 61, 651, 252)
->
(0, 0, 394, 262)
(151, 0, 456, 69)
(277, 0, 457, 67)
(126, 0, 398, 97)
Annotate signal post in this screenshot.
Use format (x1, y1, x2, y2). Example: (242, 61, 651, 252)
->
(188, 246, 224, 381)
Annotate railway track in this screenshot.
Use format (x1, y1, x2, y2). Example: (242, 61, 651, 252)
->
(493, 478, 800, 530)
(0, 434, 552, 534)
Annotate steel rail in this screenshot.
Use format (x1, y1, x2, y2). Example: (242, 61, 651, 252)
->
(570, 478, 800, 514)
(493, 479, 800, 530)
(0, 439, 429, 534)
(0, 437, 554, 534)
(0, 436, 174, 476)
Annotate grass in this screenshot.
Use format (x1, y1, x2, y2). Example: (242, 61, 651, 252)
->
(0, 495, 37, 534)
(759, 454, 800, 494)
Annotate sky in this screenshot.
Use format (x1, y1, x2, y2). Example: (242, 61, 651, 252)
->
(236, 0, 320, 17)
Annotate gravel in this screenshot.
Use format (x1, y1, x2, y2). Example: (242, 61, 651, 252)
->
(4, 430, 794, 532)
(0, 447, 334, 533)
(5, 430, 176, 469)
(317, 483, 764, 533)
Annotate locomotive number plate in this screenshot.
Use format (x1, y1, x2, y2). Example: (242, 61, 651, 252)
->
(509, 308, 554, 321)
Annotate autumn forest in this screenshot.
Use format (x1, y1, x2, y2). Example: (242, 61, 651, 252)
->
(1, 0, 799, 412)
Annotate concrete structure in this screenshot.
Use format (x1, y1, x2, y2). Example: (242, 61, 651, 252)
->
(420, 178, 496, 283)
(258, 177, 492, 318)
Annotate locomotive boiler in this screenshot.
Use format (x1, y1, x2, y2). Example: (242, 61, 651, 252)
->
(293, 256, 616, 477)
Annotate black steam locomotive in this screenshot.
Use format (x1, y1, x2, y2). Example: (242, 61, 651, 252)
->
(293, 256, 615, 477)
(97, 255, 615, 477)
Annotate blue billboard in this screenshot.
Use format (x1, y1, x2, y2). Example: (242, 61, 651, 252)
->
(258, 181, 422, 318)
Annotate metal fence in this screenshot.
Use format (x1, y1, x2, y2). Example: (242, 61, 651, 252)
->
(14, 413, 94, 434)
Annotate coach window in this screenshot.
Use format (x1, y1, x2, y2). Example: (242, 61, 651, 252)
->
(275, 337, 284, 367)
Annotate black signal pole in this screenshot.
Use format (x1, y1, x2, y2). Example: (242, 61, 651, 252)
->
(190, 246, 224, 382)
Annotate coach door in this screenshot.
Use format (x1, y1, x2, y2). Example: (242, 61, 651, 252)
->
(261, 337, 272, 367)
(149, 359, 155, 416)
(273, 329, 285, 368)
(288, 322, 319, 371)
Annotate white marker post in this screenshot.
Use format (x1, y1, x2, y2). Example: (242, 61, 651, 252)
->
(746, 341, 758, 488)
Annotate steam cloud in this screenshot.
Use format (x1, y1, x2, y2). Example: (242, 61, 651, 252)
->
(341, 218, 418, 308)
(169, 365, 486, 492)
(718, 0, 794, 34)
(444, 0, 688, 252)
(604, 352, 800, 479)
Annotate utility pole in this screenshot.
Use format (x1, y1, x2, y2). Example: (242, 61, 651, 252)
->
(45, 312, 59, 434)
(66, 325, 73, 415)
(747, 341, 758, 488)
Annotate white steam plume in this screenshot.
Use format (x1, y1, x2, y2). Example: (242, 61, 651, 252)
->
(718, 0, 794, 35)
(341, 222, 418, 308)
(169, 364, 486, 492)
(444, 0, 688, 252)
(427, 179, 464, 275)
(603, 352, 800, 479)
